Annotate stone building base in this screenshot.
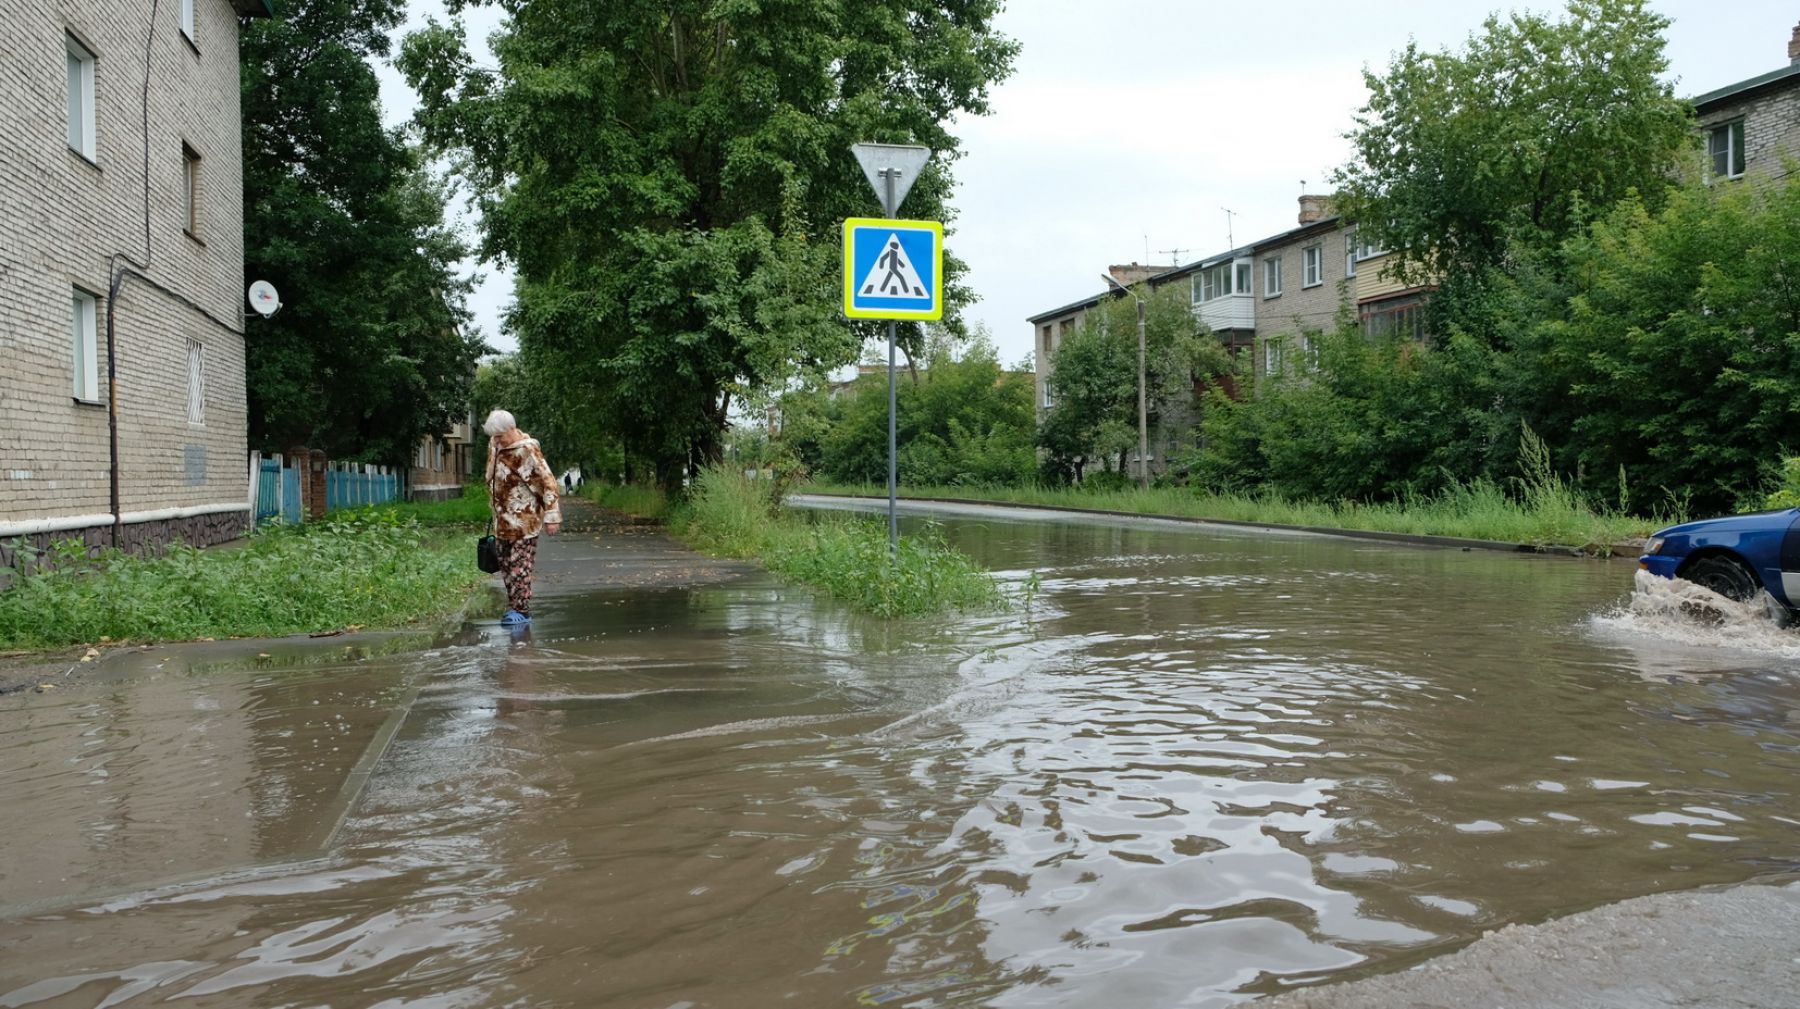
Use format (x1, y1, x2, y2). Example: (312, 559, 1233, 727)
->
(1, 510, 250, 574)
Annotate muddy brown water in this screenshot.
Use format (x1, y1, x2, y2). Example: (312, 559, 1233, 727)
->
(3, 503, 1800, 1008)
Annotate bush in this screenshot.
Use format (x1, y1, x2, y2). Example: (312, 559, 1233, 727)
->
(0, 510, 485, 649)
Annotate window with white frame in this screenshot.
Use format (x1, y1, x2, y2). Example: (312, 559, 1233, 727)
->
(72, 289, 99, 401)
(1234, 262, 1252, 296)
(1709, 120, 1745, 179)
(179, 0, 194, 42)
(1196, 262, 1234, 302)
(66, 35, 95, 160)
(1264, 339, 1282, 376)
(1356, 234, 1386, 261)
(182, 144, 201, 235)
(1302, 246, 1322, 287)
(186, 339, 205, 424)
(1345, 232, 1358, 277)
(1041, 380, 1054, 408)
(1264, 256, 1282, 297)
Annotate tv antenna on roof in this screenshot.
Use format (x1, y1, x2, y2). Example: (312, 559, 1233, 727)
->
(1221, 207, 1237, 249)
(1157, 246, 1189, 266)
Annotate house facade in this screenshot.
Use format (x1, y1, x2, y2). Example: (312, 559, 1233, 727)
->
(408, 414, 477, 502)
(0, 0, 268, 562)
(1249, 196, 1354, 380)
(1692, 24, 1800, 184)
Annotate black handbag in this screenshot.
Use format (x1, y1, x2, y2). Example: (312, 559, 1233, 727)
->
(476, 525, 501, 573)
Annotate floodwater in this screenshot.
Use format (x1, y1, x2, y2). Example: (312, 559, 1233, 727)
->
(4, 504, 1800, 1008)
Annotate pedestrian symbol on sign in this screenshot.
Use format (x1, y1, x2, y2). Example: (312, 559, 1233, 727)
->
(861, 235, 929, 299)
(842, 218, 942, 321)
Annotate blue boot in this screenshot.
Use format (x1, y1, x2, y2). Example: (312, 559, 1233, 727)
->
(500, 609, 531, 626)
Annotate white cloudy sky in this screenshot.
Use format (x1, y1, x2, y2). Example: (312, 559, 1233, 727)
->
(376, 1, 1799, 367)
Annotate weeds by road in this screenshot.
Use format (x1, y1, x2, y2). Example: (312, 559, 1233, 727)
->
(587, 471, 1005, 618)
(379, 484, 491, 526)
(801, 478, 1658, 553)
(0, 510, 488, 650)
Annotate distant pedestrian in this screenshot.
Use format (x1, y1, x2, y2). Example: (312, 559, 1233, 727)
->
(484, 409, 561, 626)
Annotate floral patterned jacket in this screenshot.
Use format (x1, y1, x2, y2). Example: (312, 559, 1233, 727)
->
(486, 431, 562, 541)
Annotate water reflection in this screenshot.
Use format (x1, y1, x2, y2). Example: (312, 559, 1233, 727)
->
(2, 510, 1799, 1007)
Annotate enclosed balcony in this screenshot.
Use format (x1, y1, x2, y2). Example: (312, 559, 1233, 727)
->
(1190, 258, 1255, 332)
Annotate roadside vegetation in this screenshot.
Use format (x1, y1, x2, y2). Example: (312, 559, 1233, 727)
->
(586, 470, 1005, 618)
(378, 484, 491, 526)
(0, 511, 488, 650)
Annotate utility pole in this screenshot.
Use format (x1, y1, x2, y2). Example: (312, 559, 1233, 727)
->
(1101, 273, 1149, 489)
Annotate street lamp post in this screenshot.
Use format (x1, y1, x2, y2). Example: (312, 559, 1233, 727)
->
(1101, 274, 1149, 489)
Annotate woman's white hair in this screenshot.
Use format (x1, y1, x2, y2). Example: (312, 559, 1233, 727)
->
(482, 409, 517, 437)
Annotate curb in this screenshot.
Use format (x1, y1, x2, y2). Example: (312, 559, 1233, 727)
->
(793, 493, 1644, 560)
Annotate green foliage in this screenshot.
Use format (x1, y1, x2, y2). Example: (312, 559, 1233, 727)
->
(241, 0, 486, 464)
(1764, 458, 1800, 510)
(379, 484, 490, 526)
(1332, 0, 1694, 284)
(581, 482, 672, 520)
(399, 1, 1018, 481)
(472, 355, 621, 478)
(1526, 176, 1800, 514)
(1036, 284, 1234, 481)
(0, 513, 486, 649)
(672, 468, 1004, 618)
(795, 333, 1038, 487)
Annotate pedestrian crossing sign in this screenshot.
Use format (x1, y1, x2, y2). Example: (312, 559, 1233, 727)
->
(842, 218, 944, 321)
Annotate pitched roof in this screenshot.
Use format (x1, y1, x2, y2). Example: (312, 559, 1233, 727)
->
(1692, 62, 1800, 112)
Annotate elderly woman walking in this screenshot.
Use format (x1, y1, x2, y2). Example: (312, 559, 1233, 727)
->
(484, 409, 562, 625)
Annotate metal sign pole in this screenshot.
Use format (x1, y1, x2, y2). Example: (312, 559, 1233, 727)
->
(884, 169, 899, 559)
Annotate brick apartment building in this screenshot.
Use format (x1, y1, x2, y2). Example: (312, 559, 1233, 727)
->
(0, 0, 268, 561)
(1693, 23, 1800, 185)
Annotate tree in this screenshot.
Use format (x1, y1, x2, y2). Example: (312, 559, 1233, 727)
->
(1331, 0, 1694, 285)
(399, 1, 1017, 486)
(1036, 284, 1232, 481)
(241, 0, 486, 465)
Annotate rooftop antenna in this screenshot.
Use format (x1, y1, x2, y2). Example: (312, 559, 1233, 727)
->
(1144, 234, 1150, 265)
(1221, 207, 1236, 249)
(1156, 245, 1189, 266)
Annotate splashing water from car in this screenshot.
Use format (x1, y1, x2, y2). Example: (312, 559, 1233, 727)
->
(1589, 569, 1800, 660)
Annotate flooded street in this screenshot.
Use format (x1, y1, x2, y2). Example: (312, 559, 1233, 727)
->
(4, 505, 1800, 1007)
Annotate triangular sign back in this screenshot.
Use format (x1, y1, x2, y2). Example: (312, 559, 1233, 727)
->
(851, 143, 932, 215)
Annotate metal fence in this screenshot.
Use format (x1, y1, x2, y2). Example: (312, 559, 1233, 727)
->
(253, 456, 403, 527)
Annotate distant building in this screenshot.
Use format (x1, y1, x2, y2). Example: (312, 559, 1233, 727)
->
(1692, 22, 1800, 184)
(0, 0, 271, 563)
(409, 413, 477, 502)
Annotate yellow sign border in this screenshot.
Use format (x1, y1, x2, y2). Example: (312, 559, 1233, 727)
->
(842, 218, 944, 321)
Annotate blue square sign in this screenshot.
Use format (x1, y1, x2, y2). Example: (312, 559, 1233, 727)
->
(842, 218, 943, 321)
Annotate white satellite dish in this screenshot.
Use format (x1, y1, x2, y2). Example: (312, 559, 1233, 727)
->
(247, 280, 281, 318)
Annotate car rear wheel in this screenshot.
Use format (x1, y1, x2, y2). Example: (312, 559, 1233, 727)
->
(1682, 555, 1760, 603)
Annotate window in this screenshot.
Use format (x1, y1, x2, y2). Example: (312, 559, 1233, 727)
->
(179, 0, 194, 42)
(1709, 120, 1745, 179)
(1345, 231, 1357, 278)
(1302, 246, 1322, 287)
(1041, 380, 1054, 408)
(1360, 294, 1428, 342)
(185, 339, 205, 424)
(181, 144, 201, 235)
(1234, 262, 1252, 296)
(1263, 339, 1282, 376)
(1264, 256, 1282, 297)
(72, 289, 99, 402)
(1196, 263, 1234, 302)
(1040, 324, 1052, 358)
(1357, 234, 1386, 261)
(66, 35, 95, 160)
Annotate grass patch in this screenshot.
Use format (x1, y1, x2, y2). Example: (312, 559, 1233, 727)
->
(800, 477, 1659, 553)
(672, 468, 1005, 618)
(0, 509, 489, 649)
(581, 481, 671, 519)
(379, 484, 491, 526)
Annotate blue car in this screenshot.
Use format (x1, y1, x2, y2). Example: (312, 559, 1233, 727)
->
(1639, 508, 1800, 618)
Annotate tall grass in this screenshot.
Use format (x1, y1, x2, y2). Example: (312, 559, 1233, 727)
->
(380, 484, 491, 526)
(673, 468, 1005, 618)
(801, 470, 1659, 554)
(581, 481, 671, 519)
(0, 510, 488, 649)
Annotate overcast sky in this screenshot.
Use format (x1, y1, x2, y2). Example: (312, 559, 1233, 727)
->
(376, 1, 1800, 368)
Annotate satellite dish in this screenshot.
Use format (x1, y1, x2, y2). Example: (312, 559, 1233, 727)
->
(247, 280, 281, 318)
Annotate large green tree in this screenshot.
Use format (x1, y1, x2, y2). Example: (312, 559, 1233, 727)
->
(398, 1, 1017, 484)
(1037, 284, 1232, 482)
(241, 0, 485, 465)
(1331, 0, 1694, 285)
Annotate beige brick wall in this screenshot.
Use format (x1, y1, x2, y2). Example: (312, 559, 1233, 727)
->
(1032, 307, 1091, 415)
(0, 0, 249, 527)
(1253, 220, 1354, 383)
(1699, 81, 1800, 183)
